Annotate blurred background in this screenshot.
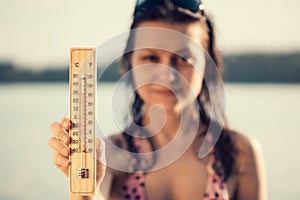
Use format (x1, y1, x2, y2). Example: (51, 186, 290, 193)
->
(0, 0, 300, 199)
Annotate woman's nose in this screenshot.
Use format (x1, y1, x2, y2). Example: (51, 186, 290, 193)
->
(158, 55, 178, 83)
(155, 65, 177, 84)
(167, 68, 177, 83)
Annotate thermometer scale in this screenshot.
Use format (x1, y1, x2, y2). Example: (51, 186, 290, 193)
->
(69, 48, 96, 196)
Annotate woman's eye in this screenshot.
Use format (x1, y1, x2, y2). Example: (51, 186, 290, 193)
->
(142, 55, 159, 62)
(174, 55, 194, 66)
(180, 56, 189, 62)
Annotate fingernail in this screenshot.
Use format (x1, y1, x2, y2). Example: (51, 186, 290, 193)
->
(63, 148, 69, 156)
(62, 135, 68, 144)
(63, 121, 69, 128)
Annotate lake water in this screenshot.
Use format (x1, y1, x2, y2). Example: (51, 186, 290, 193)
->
(0, 83, 299, 200)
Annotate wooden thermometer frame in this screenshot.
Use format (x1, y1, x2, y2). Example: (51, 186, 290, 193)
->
(69, 48, 96, 196)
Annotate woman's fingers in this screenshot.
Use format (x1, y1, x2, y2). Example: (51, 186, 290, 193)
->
(95, 138, 106, 163)
(49, 117, 107, 182)
(95, 138, 107, 184)
(53, 151, 70, 168)
(48, 137, 70, 157)
(52, 151, 70, 177)
(49, 117, 72, 178)
(61, 117, 71, 131)
(50, 122, 70, 145)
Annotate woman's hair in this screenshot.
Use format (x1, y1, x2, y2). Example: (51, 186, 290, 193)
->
(120, 0, 236, 181)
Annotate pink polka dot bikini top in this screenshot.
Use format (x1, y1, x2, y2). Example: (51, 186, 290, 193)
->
(121, 135, 229, 200)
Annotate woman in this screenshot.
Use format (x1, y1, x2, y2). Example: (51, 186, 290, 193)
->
(49, 0, 267, 199)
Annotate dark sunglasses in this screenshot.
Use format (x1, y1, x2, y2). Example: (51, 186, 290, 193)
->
(134, 0, 205, 18)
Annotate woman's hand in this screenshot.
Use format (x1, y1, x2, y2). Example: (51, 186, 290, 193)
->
(48, 117, 106, 186)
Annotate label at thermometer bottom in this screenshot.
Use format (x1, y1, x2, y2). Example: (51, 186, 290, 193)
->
(69, 48, 96, 196)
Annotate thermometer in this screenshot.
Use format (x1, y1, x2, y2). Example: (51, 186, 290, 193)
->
(69, 48, 96, 196)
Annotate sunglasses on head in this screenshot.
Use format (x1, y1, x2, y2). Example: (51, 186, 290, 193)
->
(134, 0, 205, 18)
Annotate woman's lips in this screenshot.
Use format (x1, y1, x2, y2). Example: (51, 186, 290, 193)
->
(152, 88, 182, 96)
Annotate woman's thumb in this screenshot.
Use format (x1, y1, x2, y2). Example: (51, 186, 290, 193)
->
(95, 138, 106, 165)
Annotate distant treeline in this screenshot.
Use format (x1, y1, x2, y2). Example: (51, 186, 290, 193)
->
(223, 53, 300, 83)
(1, 52, 300, 83)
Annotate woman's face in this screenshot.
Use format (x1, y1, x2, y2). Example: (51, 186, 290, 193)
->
(130, 20, 208, 112)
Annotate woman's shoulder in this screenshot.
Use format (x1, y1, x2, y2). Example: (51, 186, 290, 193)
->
(228, 128, 264, 174)
(226, 130, 267, 198)
(229, 129, 262, 154)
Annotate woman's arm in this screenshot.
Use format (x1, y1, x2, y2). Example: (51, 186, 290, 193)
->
(235, 134, 267, 200)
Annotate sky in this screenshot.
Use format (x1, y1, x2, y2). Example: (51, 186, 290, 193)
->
(0, 0, 300, 69)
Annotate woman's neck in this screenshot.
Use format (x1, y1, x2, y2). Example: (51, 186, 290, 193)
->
(142, 104, 200, 142)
